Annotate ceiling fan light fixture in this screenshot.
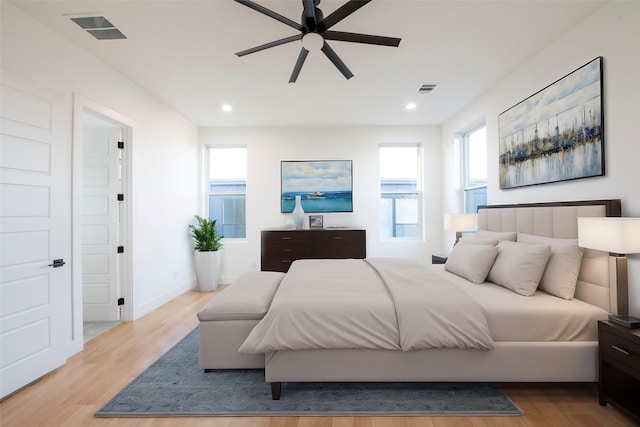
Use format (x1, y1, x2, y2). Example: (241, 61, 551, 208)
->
(233, 0, 401, 81)
(301, 32, 324, 51)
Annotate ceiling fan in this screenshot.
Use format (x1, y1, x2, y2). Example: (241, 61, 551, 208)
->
(234, 0, 401, 83)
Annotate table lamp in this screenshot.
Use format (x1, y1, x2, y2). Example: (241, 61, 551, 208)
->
(444, 213, 477, 246)
(578, 217, 640, 315)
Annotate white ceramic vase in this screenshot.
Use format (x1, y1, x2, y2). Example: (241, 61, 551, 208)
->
(194, 250, 221, 292)
(292, 195, 305, 230)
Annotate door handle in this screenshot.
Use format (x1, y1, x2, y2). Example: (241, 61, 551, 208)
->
(48, 259, 66, 268)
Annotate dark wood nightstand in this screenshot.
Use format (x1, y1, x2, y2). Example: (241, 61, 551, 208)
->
(598, 320, 640, 423)
(431, 254, 447, 265)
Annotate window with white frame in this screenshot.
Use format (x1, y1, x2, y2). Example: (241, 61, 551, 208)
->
(207, 146, 247, 239)
(379, 144, 422, 239)
(463, 125, 487, 213)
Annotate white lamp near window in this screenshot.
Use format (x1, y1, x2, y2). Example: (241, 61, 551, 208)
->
(578, 217, 640, 315)
(444, 213, 477, 246)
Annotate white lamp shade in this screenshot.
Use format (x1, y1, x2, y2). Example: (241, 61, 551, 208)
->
(443, 213, 477, 232)
(577, 217, 640, 254)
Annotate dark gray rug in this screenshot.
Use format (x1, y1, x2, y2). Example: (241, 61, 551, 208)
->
(95, 328, 522, 417)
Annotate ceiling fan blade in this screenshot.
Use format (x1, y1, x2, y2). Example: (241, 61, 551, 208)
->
(321, 42, 354, 80)
(235, 35, 301, 57)
(324, 30, 401, 47)
(302, 0, 317, 29)
(289, 48, 310, 83)
(319, 0, 372, 31)
(234, 0, 304, 31)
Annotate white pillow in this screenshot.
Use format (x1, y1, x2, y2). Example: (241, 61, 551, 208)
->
(459, 236, 499, 246)
(474, 229, 517, 242)
(517, 233, 584, 300)
(445, 243, 499, 284)
(488, 240, 551, 296)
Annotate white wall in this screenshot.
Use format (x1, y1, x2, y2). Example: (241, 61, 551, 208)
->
(441, 1, 640, 316)
(200, 126, 442, 283)
(1, 2, 200, 333)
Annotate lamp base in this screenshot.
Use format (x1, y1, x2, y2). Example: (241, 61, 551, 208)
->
(453, 231, 462, 246)
(609, 255, 629, 315)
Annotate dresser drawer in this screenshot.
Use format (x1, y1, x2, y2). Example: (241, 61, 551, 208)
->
(601, 328, 640, 373)
(312, 230, 366, 258)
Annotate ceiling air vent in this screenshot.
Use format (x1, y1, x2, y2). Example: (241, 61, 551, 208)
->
(416, 84, 437, 94)
(69, 16, 127, 40)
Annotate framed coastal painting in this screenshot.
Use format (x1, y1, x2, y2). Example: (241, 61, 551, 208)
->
(498, 57, 604, 189)
(281, 160, 353, 213)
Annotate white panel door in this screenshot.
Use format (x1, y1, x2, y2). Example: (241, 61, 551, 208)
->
(0, 70, 70, 398)
(82, 126, 119, 321)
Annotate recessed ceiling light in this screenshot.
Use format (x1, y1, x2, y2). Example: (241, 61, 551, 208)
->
(221, 104, 232, 112)
(406, 103, 417, 111)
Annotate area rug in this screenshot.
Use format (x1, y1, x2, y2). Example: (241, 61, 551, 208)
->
(95, 328, 522, 417)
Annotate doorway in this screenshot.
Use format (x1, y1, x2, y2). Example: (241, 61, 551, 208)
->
(79, 109, 129, 343)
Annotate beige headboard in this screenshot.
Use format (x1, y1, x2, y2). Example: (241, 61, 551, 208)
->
(477, 199, 625, 315)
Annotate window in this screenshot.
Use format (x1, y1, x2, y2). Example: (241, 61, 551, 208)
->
(380, 144, 421, 238)
(463, 125, 487, 213)
(207, 146, 246, 239)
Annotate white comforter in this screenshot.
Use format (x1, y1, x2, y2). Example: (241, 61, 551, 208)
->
(238, 258, 494, 354)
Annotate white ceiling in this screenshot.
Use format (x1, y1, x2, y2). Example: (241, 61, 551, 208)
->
(10, 0, 606, 127)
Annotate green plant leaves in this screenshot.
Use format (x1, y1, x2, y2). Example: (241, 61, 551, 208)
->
(189, 215, 223, 252)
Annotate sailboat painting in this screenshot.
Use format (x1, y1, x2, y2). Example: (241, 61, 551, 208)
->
(281, 160, 353, 213)
(499, 57, 604, 189)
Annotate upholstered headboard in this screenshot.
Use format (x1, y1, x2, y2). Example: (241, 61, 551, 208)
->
(477, 199, 625, 315)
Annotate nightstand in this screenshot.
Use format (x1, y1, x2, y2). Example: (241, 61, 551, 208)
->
(598, 320, 640, 423)
(431, 254, 448, 265)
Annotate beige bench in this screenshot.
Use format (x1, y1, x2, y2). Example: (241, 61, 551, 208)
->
(197, 271, 284, 370)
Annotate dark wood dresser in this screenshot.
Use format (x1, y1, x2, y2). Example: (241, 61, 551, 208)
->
(261, 229, 366, 272)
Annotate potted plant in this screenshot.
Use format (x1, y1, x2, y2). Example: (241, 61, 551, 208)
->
(189, 215, 223, 291)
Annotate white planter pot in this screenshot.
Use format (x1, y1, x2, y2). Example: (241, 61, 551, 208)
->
(194, 250, 221, 292)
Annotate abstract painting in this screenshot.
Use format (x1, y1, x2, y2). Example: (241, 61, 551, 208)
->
(499, 57, 604, 189)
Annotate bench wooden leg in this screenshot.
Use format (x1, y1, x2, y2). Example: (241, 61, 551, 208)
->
(271, 382, 281, 400)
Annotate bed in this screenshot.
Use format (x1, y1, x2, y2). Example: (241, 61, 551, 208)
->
(240, 199, 626, 399)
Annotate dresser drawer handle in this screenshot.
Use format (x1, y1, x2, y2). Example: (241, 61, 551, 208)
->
(281, 237, 292, 240)
(332, 236, 344, 240)
(611, 345, 630, 356)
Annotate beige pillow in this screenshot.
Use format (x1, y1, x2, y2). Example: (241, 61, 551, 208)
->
(488, 241, 551, 296)
(445, 243, 499, 284)
(517, 233, 584, 300)
(474, 229, 517, 242)
(459, 236, 499, 246)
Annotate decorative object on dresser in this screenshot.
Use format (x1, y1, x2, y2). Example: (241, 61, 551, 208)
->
(597, 321, 640, 423)
(281, 160, 353, 213)
(309, 214, 323, 229)
(291, 195, 305, 230)
(189, 215, 224, 291)
(578, 216, 640, 315)
(499, 57, 604, 189)
(261, 229, 365, 272)
(443, 213, 477, 246)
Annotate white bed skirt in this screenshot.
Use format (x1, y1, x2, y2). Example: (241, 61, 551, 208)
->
(264, 341, 598, 383)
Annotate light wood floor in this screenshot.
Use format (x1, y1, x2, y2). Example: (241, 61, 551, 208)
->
(1, 289, 637, 427)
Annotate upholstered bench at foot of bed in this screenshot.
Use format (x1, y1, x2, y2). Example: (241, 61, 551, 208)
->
(197, 271, 284, 370)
